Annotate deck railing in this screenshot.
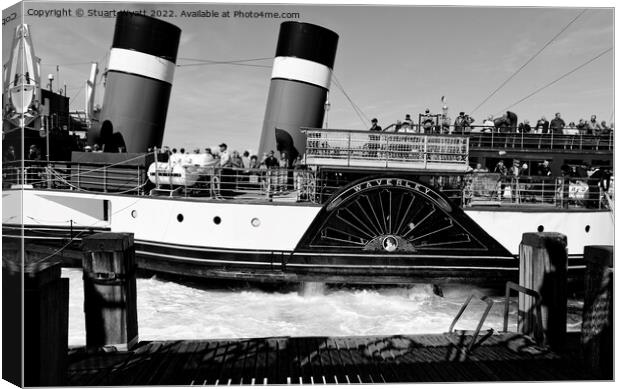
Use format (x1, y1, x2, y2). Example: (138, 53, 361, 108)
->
(2, 160, 611, 209)
(302, 128, 470, 171)
(1, 160, 146, 194)
(463, 172, 609, 209)
(467, 130, 613, 152)
(362, 122, 613, 152)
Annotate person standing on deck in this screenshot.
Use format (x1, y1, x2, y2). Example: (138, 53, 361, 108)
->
(403, 114, 414, 128)
(600, 121, 611, 135)
(494, 160, 508, 200)
(576, 119, 588, 135)
(262, 150, 280, 195)
(454, 112, 474, 134)
(368, 118, 382, 156)
(242, 150, 251, 169)
(550, 112, 565, 135)
(586, 166, 609, 208)
(420, 109, 435, 133)
(587, 115, 602, 135)
(482, 116, 495, 133)
(518, 120, 532, 133)
(536, 116, 550, 134)
(218, 143, 231, 167)
(369, 117, 382, 133)
(505, 111, 518, 132)
(3, 145, 16, 162)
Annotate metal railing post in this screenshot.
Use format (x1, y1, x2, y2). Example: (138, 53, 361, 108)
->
(423, 136, 428, 169)
(347, 132, 351, 167)
(103, 166, 107, 193)
(384, 134, 389, 168)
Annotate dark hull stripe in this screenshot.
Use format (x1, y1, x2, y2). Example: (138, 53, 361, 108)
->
(4, 225, 588, 277)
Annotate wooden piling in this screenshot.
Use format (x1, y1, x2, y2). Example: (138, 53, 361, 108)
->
(518, 232, 567, 350)
(581, 245, 613, 379)
(82, 232, 138, 351)
(24, 261, 69, 386)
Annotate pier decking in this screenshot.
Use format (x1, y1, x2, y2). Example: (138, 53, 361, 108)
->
(67, 331, 594, 385)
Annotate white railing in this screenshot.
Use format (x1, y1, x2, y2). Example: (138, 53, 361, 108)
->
(302, 128, 469, 171)
(3, 160, 611, 210)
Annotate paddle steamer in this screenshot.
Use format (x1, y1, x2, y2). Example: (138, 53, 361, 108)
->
(2, 13, 613, 285)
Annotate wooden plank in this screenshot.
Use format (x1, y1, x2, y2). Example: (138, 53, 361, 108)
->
(65, 333, 593, 385)
(155, 340, 200, 385)
(189, 340, 219, 385)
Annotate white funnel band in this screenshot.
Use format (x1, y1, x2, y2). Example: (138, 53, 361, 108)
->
(271, 56, 332, 89)
(108, 48, 175, 84)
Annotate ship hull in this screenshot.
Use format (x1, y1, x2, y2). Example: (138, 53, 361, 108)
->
(2, 188, 613, 285)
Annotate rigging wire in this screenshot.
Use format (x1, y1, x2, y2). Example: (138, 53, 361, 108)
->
(470, 8, 587, 115)
(498, 47, 612, 114)
(179, 62, 271, 68)
(68, 87, 84, 109)
(331, 73, 370, 128)
(177, 57, 272, 68)
(22, 152, 150, 187)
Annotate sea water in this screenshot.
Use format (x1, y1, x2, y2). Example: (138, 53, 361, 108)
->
(63, 268, 583, 346)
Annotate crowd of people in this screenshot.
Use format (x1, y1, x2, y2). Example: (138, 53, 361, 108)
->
(466, 158, 612, 208)
(369, 110, 614, 136)
(156, 143, 302, 171)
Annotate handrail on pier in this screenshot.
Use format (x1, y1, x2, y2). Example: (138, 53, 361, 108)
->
(503, 281, 544, 345)
(449, 293, 495, 352)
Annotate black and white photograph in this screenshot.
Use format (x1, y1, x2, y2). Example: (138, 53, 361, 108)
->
(1, 0, 615, 386)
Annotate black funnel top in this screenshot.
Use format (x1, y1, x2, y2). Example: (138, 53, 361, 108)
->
(112, 12, 181, 63)
(275, 22, 339, 69)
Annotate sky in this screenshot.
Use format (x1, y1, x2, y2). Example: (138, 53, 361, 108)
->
(1, 0, 615, 154)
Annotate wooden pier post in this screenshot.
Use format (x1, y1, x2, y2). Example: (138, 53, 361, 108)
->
(82, 232, 138, 351)
(24, 261, 69, 386)
(581, 245, 613, 379)
(518, 232, 567, 350)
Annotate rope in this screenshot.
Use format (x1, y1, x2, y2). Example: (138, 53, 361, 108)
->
(471, 9, 587, 115)
(20, 152, 149, 186)
(498, 47, 612, 113)
(177, 57, 272, 68)
(47, 167, 149, 194)
(331, 73, 370, 128)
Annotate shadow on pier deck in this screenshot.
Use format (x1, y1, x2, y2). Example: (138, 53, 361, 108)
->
(67, 331, 594, 385)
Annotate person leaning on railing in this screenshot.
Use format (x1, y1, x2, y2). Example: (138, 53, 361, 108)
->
(493, 160, 508, 200)
(261, 150, 279, 196)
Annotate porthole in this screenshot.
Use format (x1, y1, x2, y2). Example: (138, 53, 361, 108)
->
(537, 225, 544, 232)
(213, 216, 221, 225)
(585, 225, 591, 233)
(131, 210, 137, 218)
(177, 214, 184, 222)
(251, 217, 261, 227)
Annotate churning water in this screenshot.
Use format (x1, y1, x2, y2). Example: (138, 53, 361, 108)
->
(63, 268, 583, 346)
